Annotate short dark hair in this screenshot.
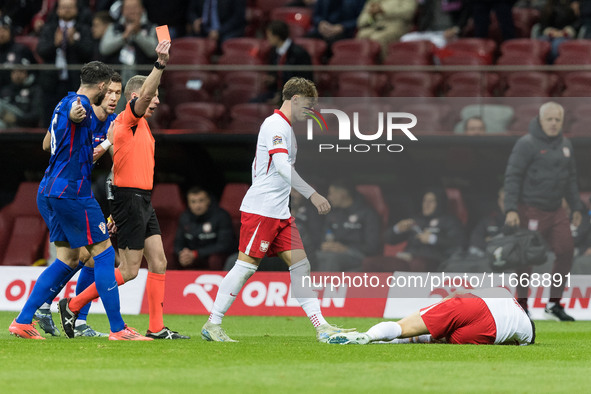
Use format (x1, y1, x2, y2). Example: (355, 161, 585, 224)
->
(111, 71, 122, 84)
(282, 77, 317, 101)
(187, 186, 209, 196)
(267, 20, 290, 42)
(80, 61, 113, 86)
(93, 10, 113, 25)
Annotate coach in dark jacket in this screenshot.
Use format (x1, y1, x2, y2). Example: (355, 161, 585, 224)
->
(174, 187, 236, 270)
(504, 101, 582, 320)
(387, 189, 465, 272)
(316, 181, 382, 272)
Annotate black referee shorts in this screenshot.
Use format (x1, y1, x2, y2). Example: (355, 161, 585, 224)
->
(110, 186, 161, 250)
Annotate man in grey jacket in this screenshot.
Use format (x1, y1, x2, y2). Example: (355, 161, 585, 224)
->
(504, 101, 582, 321)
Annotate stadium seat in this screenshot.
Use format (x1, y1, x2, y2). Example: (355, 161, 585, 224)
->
(174, 102, 226, 123)
(337, 72, 389, 96)
(256, 0, 292, 15)
(388, 86, 435, 97)
(14, 35, 43, 63)
(330, 39, 381, 64)
(446, 86, 492, 97)
(504, 86, 550, 97)
(230, 103, 275, 122)
(165, 88, 211, 113)
(270, 7, 312, 38)
(221, 86, 262, 108)
(496, 53, 545, 66)
(500, 38, 550, 63)
(563, 71, 591, 90)
(444, 38, 497, 64)
(223, 71, 266, 91)
(169, 116, 218, 133)
(561, 87, 591, 97)
(505, 72, 558, 95)
(389, 72, 442, 96)
(151, 183, 186, 269)
(356, 184, 389, 228)
(219, 183, 250, 235)
(446, 188, 468, 225)
(554, 53, 591, 67)
(223, 118, 263, 134)
(221, 37, 270, 61)
(439, 53, 489, 66)
(385, 41, 435, 64)
(168, 50, 210, 65)
(445, 72, 500, 96)
(171, 37, 217, 61)
(2, 216, 47, 266)
(558, 40, 591, 58)
(147, 102, 172, 130)
(293, 38, 327, 65)
(245, 6, 265, 37)
(163, 70, 220, 95)
(567, 120, 590, 135)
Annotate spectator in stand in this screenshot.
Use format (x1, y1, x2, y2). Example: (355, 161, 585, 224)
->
(174, 187, 236, 270)
(91, 10, 113, 61)
(472, 0, 516, 42)
(291, 189, 323, 259)
(141, 0, 188, 38)
(32, 0, 93, 36)
(288, 0, 317, 8)
(400, 0, 471, 48)
(469, 187, 505, 256)
(534, 0, 579, 62)
(307, 0, 366, 47)
(316, 180, 381, 272)
(99, 0, 158, 83)
(572, 0, 591, 38)
(0, 15, 37, 90)
(386, 188, 465, 272)
(463, 116, 487, 135)
(0, 55, 43, 128)
(186, 0, 246, 46)
(253, 20, 313, 104)
(36, 0, 93, 127)
(356, 0, 417, 58)
(0, 0, 43, 35)
(562, 198, 591, 274)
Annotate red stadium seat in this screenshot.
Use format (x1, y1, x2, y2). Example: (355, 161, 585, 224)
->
(554, 53, 591, 66)
(168, 50, 209, 65)
(500, 39, 550, 62)
(230, 103, 275, 121)
(444, 38, 497, 64)
(558, 40, 591, 57)
(331, 39, 381, 63)
(2, 216, 47, 266)
(163, 71, 220, 94)
(386, 40, 435, 64)
(223, 71, 266, 91)
(439, 52, 489, 66)
(446, 188, 468, 225)
(356, 185, 389, 228)
(219, 183, 250, 235)
(169, 116, 218, 133)
(293, 38, 327, 65)
(270, 7, 312, 38)
(388, 86, 435, 97)
(496, 53, 545, 65)
(256, 0, 292, 14)
(563, 71, 591, 90)
(390, 72, 442, 95)
(221, 37, 270, 61)
(14, 35, 42, 63)
(221, 86, 261, 108)
(505, 72, 558, 95)
(337, 72, 389, 96)
(245, 6, 265, 37)
(165, 88, 211, 113)
(171, 37, 217, 60)
(361, 255, 410, 272)
(151, 184, 186, 268)
(446, 86, 492, 97)
(175, 102, 226, 122)
(445, 72, 500, 96)
(504, 86, 550, 97)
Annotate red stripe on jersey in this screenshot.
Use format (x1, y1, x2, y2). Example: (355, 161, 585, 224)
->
(77, 176, 84, 195)
(69, 123, 76, 158)
(58, 186, 68, 198)
(269, 148, 288, 155)
(274, 109, 291, 126)
(85, 210, 93, 244)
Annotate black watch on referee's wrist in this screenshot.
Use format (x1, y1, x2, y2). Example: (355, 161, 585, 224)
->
(154, 61, 166, 70)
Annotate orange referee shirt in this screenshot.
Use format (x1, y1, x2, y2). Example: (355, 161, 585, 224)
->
(112, 98, 155, 191)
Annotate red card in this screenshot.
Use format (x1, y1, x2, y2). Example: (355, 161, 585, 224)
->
(156, 25, 171, 42)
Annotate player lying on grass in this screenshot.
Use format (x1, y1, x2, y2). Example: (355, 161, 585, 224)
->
(328, 287, 535, 345)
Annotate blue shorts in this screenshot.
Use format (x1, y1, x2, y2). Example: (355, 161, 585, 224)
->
(37, 192, 109, 249)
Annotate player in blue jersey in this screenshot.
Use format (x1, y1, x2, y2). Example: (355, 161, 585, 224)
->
(9, 61, 151, 341)
(33, 73, 123, 338)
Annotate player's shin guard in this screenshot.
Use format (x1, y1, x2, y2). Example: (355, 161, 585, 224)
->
(366, 321, 402, 342)
(75, 265, 95, 322)
(93, 247, 125, 332)
(209, 260, 257, 324)
(146, 272, 166, 333)
(289, 258, 327, 328)
(42, 261, 84, 306)
(16, 259, 75, 324)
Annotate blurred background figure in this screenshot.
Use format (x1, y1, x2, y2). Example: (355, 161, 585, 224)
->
(187, 0, 246, 46)
(0, 55, 43, 129)
(472, 0, 517, 42)
(307, 0, 366, 47)
(463, 116, 487, 135)
(533, 0, 579, 62)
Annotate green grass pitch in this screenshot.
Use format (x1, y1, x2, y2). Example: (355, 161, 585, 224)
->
(0, 312, 589, 393)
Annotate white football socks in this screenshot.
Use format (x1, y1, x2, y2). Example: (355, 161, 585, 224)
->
(366, 321, 402, 341)
(290, 258, 327, 328)
(208, 260, 257, 325)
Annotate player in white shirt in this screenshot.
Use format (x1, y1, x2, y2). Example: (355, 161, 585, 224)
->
(202, 77, 354, 342)
(328, 287, 535, 346)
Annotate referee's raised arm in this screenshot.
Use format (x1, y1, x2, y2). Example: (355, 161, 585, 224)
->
(134, 40, 170, 117)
